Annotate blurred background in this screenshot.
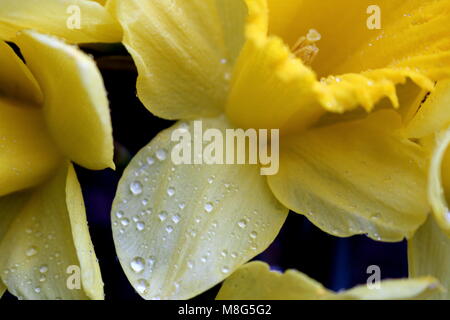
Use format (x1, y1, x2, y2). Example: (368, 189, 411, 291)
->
(3, 44, 408, 300)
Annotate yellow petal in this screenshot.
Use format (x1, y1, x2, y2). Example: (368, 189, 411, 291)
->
(108, 0, 247, 120)
(408, 216, 450, 300)
(0, 97, 61, 196)
(0, 41, 42, 105)
(16, 31, 114, 170)
(427, 124, 450, 235)
(216, 261, 332, 300)
(0, 0, 122, 43)
(226, 0, 450, 133)
(112, 117, 288, 299)
(267, 110, 429, 241)
(0, 281, 5, 298)
(0, 163, 104, 300)
(330, 278, 441, 300)
(405, 80, 450, 139)
(217, 261, 441, 300)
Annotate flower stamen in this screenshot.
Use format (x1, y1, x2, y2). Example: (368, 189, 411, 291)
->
(291, 29, 321, 65)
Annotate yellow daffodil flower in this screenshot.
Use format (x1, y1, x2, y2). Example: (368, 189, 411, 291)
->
(108, 0, 450, 299)
(0, 30, 114, 299)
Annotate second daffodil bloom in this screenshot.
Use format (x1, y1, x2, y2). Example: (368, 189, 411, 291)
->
(0, 0, 121, 300)
(109, 0, 450, 299)
(0, 30, 115, 299)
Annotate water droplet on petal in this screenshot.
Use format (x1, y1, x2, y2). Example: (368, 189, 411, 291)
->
(204, 202, 213, 213)
(171, 214, 181, 224)
(130, 181, 143, 195)
(158, 211, 168, 221)
(136, 279, 149, 294)
(130, 257, 146, 273)
(39, 265, 48, 273)
(26, 246, 38, 257)
(167, 187, 175, 197)
(156, 149, 167, 161)
(237, 219, 247, 229)
(136, 221, 145, 231)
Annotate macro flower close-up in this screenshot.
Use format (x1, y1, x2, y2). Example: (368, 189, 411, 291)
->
(0, 0, 449, 307)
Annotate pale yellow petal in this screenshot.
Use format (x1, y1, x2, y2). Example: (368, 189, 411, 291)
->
(0, 0, 121, 43)
(0, 97, 61, 196)
(329, 278, 441, 300)
(0, 163, 104, 300)
(408, 216, 450, 300)
(112, 117, 288, 299)
(108, 0, 247, 120)
(427, 125, 450, 235)
(16, 31, 114, 170)
(0, 281, 5, 298)
(216, 261, 331, 300)
(217, 261, 441, 300)
(0, 41, 42, 105)
(267, 110, 429, 241)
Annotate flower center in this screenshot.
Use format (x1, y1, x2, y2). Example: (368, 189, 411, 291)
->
(291, 29, 321, 66)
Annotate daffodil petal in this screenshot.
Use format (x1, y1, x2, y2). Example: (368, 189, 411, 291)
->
(216, 261, 331, 300)
(0, 41, 42, 105)
(405, 80, 450, 139)
(329, 278, 441, 300)
(108, 0, 247, 120)
(427, 124, 450, 235)
(0, 97, 61, 196)
(16, 31, 114, 170)
(267, 110, 429, 241)
(0, 281, 5, 298)
(408, 216, 450, 300)
(226, 0, 450, 132)
(112, 117, 288, 299)
(0, 0, 121, 43)
(217, 261, 441, 300)
(0, 163, 104, 300)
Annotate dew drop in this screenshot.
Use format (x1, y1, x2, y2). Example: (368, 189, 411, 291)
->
(171, 214, 181, 224)
(26, 246, 38, 257)
(250, 231, 257, 239)
(141, 199, 149, 206)
(156, 149, 167, 161)
(136, 279, 149, 294)
(130, 181, 143, 195)
(166, 225, 174, 233)
(136, 221, 145, 231)
(158, 211, 168, 221)
(39, 265, 48, 273)
(130, 257, 146, 273)
(237, 219, 247, 229)
(146, 156, 155, 165)
(221, 266, 230, 274)
(120, 218, 130, 226)
(178, 202, 186, 210)
(204, 202, 214, 213)
(34, 286, 41, 294)
(167, 187, 175, 197)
